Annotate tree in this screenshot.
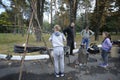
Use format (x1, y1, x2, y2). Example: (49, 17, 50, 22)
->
(29, 0, 45, 42)
(68, 0, 78, 22)
(53, 0, 79, 28)
(0, 0, 46, 41)
(91, 0, 112, 40)
(78, 0, 92, 28)
(0, 12, 12, 25)
(0, 0, 28, 35)
(0, 12, 13, 33)
(43, 20, 50, 32)
(37, 0, 45, 27)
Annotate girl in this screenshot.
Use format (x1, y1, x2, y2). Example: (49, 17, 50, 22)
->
(99, 32, 112, 68)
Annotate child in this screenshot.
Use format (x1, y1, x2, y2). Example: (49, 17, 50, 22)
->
(99, 32, 112, 68)
(49, 25, 66, 77)
(80, 26, 94, 50)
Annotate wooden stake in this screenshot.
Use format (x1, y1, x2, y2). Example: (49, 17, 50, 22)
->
(18, 1, 54, 80)
(31, 0, 53, 65)
(18, 12, 34, 80)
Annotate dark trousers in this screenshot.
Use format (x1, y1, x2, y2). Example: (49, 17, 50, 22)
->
(67, 40, 74, 55)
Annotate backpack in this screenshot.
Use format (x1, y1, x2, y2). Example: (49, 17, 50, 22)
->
(87, 44, 100, 54)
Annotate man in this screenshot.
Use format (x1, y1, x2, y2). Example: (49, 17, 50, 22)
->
(63, 22, 75, 55)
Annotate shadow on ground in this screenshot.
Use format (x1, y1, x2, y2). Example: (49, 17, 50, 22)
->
(0, 56, 120, 80)
(0, 71, 78, 80)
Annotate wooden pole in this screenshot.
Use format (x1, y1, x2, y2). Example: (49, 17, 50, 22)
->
(18, 12, 34, 80)
(18, 1, 54, 80)
(31, 0, 53, 65)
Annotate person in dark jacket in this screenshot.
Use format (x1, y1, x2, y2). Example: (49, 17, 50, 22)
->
(63, 22, 75, 55)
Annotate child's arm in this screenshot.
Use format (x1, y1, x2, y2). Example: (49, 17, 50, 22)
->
(106, 38, 112, 50)
(89, 30, 94, 37)
(80, 30, 84, 37)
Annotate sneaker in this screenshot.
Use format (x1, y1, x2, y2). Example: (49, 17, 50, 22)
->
(79, 63, 83, 66)
(55, 73, 60, 78)
(60, 73, 64, 77)
(99, 63, 108, 68)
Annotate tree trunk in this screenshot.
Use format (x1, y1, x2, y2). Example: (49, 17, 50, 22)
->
(94, 0, 109, 41)
(32, 20, 41, 42)
(95, 24, 99, 40)
(31, 0, 45, 42)
(37, 0, 45, 27)
(34, 29, 41, 42)
(69, 0, 78, 23)
(95, 1, 99, 40)
(94, 0, 99, 41)
(50, 0, 53, 28)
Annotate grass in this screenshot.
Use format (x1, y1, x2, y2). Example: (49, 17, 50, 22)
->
(0, 33, 120, 55)
(0, 33, 51, 55)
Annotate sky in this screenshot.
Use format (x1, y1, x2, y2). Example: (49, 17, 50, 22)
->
(0, 0, 10, 14)
(0, 8, 5, 14)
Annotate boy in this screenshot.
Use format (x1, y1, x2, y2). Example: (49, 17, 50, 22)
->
(49, 25, 66, 77)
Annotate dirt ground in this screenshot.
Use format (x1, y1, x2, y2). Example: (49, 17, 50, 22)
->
(0, 51, 120, 80)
